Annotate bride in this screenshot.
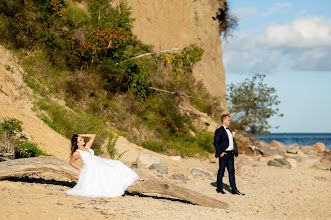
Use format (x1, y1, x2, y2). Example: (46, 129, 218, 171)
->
(66, 134, 140, 198)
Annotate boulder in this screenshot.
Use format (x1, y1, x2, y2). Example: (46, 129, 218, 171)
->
(269, 140, 286, 153)
(267, 160, 283, 167)
(313, 142, 326, 153)
(275, 158, 292, 167)
(170, 156, 182, 161)
(300, 156, 319, 167)
(285, 158, 298, 168)
(255, 140, 285, 157)
(170, 174, 187, 183)
(190, 168, 207, 177)
(149, 163, 168, 174)
(137, 153, 165, 169)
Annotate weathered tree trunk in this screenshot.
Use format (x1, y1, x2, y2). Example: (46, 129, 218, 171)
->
(127, 180, 229, 209)
(0, 157, 79, 181)
(0, 157, 229, 209)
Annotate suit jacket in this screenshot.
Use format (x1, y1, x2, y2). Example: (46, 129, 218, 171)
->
(213, 126, 238, 158)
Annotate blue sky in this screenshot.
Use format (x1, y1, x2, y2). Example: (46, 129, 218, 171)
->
(222, 0, 331, 133)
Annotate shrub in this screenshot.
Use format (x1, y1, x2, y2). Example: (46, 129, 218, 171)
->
(15, 140, 48, 158)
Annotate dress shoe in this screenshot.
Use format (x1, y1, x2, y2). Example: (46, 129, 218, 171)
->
(216, 188, 226, 194)
(231, 190, 245, 195)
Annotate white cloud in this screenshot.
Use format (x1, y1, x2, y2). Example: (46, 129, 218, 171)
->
(233, 7, 257, 19)
(223, 16, 331, 73)
(262, 2, 292, 17)
(262, 16, 331, 48)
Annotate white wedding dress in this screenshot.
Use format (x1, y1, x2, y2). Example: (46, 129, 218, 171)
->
(66, 147, 139, 198)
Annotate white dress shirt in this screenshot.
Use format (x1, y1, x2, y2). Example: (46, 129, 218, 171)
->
(223, 125, 234, 151)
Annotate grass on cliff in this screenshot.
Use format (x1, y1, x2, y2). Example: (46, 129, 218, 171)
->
(1, 0, 222, 158)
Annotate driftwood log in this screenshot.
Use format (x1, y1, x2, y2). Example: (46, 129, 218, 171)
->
(0, 157, 229, 209)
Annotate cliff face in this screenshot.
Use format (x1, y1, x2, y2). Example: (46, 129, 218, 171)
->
(114, 0, 228, 112)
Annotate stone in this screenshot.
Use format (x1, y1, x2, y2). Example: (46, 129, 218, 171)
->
(267, 160, 283, 167)
(300, 145, 313, 153)
(170, 156, 181, 161)
(300, 156, 319, 167)
(313, 142, 326, 153)
(236, 159, 254, 174)
(269, 140, 286, 153)
(190, 168, 206, 177)
(274, 154, 284, 159)
(275, 158, 292, 167)
(137, 153, 165, 169)
(255, 140, 285, 157)
(170, 174, 187, 183)
(284, 158, 298, 168)
(149, 163, 168, 174)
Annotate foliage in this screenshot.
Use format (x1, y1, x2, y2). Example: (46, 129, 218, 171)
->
(0, 117, 23, 138)
(34, 98, 107, 155)
(0, 0, 220, 158)
(164, 44, 204, 80)
(0, 117, 48, 158)
(106, 127, 126, 159)
(227, 74, 283, 134)
(142, 132, 214, 157)
(214, 0, 238, 38)
(15, 139, 49, 158)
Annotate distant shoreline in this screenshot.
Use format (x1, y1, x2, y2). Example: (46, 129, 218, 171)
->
(257, 133, 331, 149)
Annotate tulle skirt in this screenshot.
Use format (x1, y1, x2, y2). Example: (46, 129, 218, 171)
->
(66, 156, 139, 198)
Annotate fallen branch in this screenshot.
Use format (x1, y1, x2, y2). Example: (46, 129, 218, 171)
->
(127, 180, 229, 209)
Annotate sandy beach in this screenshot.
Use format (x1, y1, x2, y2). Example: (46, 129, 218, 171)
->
(1, 150, 330, 220)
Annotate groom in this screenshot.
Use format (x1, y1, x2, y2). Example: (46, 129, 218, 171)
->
(213, 114, 245, 195)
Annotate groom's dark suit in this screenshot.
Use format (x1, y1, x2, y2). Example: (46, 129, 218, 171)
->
(213, 126, 238, 191)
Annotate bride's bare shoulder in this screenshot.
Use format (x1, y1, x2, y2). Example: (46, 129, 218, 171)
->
(72, 151, 81, 159)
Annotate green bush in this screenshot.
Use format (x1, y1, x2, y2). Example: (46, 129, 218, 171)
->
(66, 5, 89, 28)
(15, 140, 48, 158)
(0, 117, 49, 158)
(0, 117, 23, 138)
(142, 140, 164, 153)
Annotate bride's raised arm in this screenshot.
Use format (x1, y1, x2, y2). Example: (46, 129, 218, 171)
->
(79, 134, 96, 148)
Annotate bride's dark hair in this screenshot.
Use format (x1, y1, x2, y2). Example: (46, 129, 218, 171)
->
(71, 134, 79, 155)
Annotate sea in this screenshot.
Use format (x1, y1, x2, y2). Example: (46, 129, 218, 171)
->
(257, 133, 331, 149)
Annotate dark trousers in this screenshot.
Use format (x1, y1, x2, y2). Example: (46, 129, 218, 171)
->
(217, 151, 237, 191)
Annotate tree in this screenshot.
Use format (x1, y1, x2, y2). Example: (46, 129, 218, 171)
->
(227, 74, 283, 134)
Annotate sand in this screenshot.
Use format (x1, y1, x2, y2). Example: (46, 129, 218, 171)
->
(1, 155, 330, 220)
